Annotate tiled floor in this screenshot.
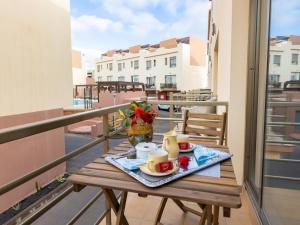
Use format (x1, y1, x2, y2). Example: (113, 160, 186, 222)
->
(100, 188, 260, 225)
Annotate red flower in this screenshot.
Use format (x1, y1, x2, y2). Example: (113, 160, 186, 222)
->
(135, 107, 153, 123)
(130, 115, 137, 125)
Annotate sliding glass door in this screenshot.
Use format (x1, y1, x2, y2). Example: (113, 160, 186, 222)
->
(246, 1, 300, 225)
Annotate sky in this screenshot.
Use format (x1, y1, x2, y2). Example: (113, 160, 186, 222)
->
(70, 0, 210, 69)
(270, 0, 300, 37)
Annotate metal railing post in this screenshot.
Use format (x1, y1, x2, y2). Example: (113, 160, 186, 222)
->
(169, 92, 174, 130)
(103, 114, 109, 153)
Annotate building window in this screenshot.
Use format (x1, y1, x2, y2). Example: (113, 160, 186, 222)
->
(123, 62, 125, 68)
(165, 58, 168, 65)
(118, 63, 122, 71)
(291, 53, 299, 65)
(146, 60, 152, 70)
(165, 75, 176, 84)
(97, 65, 100, 72)
(107, 76, 113, 81)
(146, 76, 156, 88)
(131, 61, 133, 67)
(101, 65, 103, 70)
(118, 76, 125, 81)
(131, 75, 139, 82)
(109, 63, 113, 71)
(269, 74, 280, 84)
(291, 72, 300, 80)
(170, 56, 176, 68)
(153, 59, 156, 67)
(107, 64, 108, 69)
(97, 76, 102, 82)
(273, 55, 281, 66)
(134, 60, 139, 69)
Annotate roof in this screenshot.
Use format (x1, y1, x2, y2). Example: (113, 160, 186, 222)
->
(101, 36, 191, 56)
(271, 35, 300, 45)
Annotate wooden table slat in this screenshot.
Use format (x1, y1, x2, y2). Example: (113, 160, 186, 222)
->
(69, 174, 241, 208)
(77, 168, 241, 196)
(84, 162, 238, 187)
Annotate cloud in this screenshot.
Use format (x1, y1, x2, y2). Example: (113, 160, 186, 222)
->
(165, 0, 210, 38)
(71, 15, 123, 33)
(97, 0, 209, 38)
(271, 0, 300, 35)
(72, 0, 210, 68)
(100, 0, 165, 37)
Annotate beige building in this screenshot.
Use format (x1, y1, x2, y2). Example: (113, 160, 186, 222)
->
(0, 0, 73, 116)
(208, 0, 249, 185)
(95, 37, 208, 91)
(0, 0, 73, 213)
(269, 36, 300, 86)
(72, 49, 88, 85)
(209, 0, 299, 225)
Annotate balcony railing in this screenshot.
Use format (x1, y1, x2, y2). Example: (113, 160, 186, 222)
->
(145, 84, 156, 89)
(0, 99, 230, 224)
(160, 83, 177, 90)
(2, 98, 298, 223)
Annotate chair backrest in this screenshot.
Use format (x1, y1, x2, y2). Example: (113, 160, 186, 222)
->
(182, 110, 227, 145)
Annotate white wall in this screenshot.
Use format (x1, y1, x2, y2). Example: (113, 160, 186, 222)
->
(0, 0, 73, 116)
(209, 0, 250, 184)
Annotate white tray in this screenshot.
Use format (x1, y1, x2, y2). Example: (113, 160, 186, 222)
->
(105, 145, 232, 188)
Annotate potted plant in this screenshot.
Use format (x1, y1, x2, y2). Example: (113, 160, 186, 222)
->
(118, 101, 157, 146)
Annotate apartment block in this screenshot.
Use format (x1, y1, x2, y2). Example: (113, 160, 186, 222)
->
(72, 49, 87, 85)
(269, 36, 300, 87)
(94, 37, 208, 91)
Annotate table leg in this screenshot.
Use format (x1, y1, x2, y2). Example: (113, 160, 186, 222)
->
(172, 199, 188, 213)
(213, 206, 219, 225)
(206, 205, 213, 225)
(105, 198, 112, 225)
(154, 197, 168, 225)
(103, 189, 129, 225)
(116, 192, 128, 225)
(198, 205, 207, 225)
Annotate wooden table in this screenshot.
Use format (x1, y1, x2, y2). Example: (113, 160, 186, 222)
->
(68, 140, 241, 225)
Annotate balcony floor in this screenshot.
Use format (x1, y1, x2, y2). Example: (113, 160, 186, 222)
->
(99, 189, 259, 225)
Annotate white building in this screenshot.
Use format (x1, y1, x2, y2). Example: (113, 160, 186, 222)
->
(269, 36, 300, 87)
(94, 37, 208, 91)
(72, 49, 88, 85)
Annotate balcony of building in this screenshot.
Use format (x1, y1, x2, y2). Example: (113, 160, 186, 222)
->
(0, 99, 261, 225)
(160, 83, 177, 91)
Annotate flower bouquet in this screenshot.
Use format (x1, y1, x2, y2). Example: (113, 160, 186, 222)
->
(118, 101, 157, 146)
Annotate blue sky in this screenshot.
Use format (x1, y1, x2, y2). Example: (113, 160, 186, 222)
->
(70, 0, 300, 69)
(270, 0, 300, 37)
(70, 0, 210, 69)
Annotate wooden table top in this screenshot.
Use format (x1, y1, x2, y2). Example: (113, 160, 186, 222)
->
(68, 140, 242, 209)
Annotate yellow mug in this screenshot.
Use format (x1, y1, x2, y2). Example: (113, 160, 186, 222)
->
(147, 150, 168, 172)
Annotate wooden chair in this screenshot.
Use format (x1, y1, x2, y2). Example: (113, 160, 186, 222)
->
(182, 110, 227, 145)
(154, 111, 227, 225)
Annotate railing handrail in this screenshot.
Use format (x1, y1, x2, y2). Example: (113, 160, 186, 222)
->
(147, 100, 228, 106)
(268, 101, 300, 107)
(0, 98, 229, 224)
(0, 102, 133, 144)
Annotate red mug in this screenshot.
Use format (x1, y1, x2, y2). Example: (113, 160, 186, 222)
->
(178, 142, 190, 150)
